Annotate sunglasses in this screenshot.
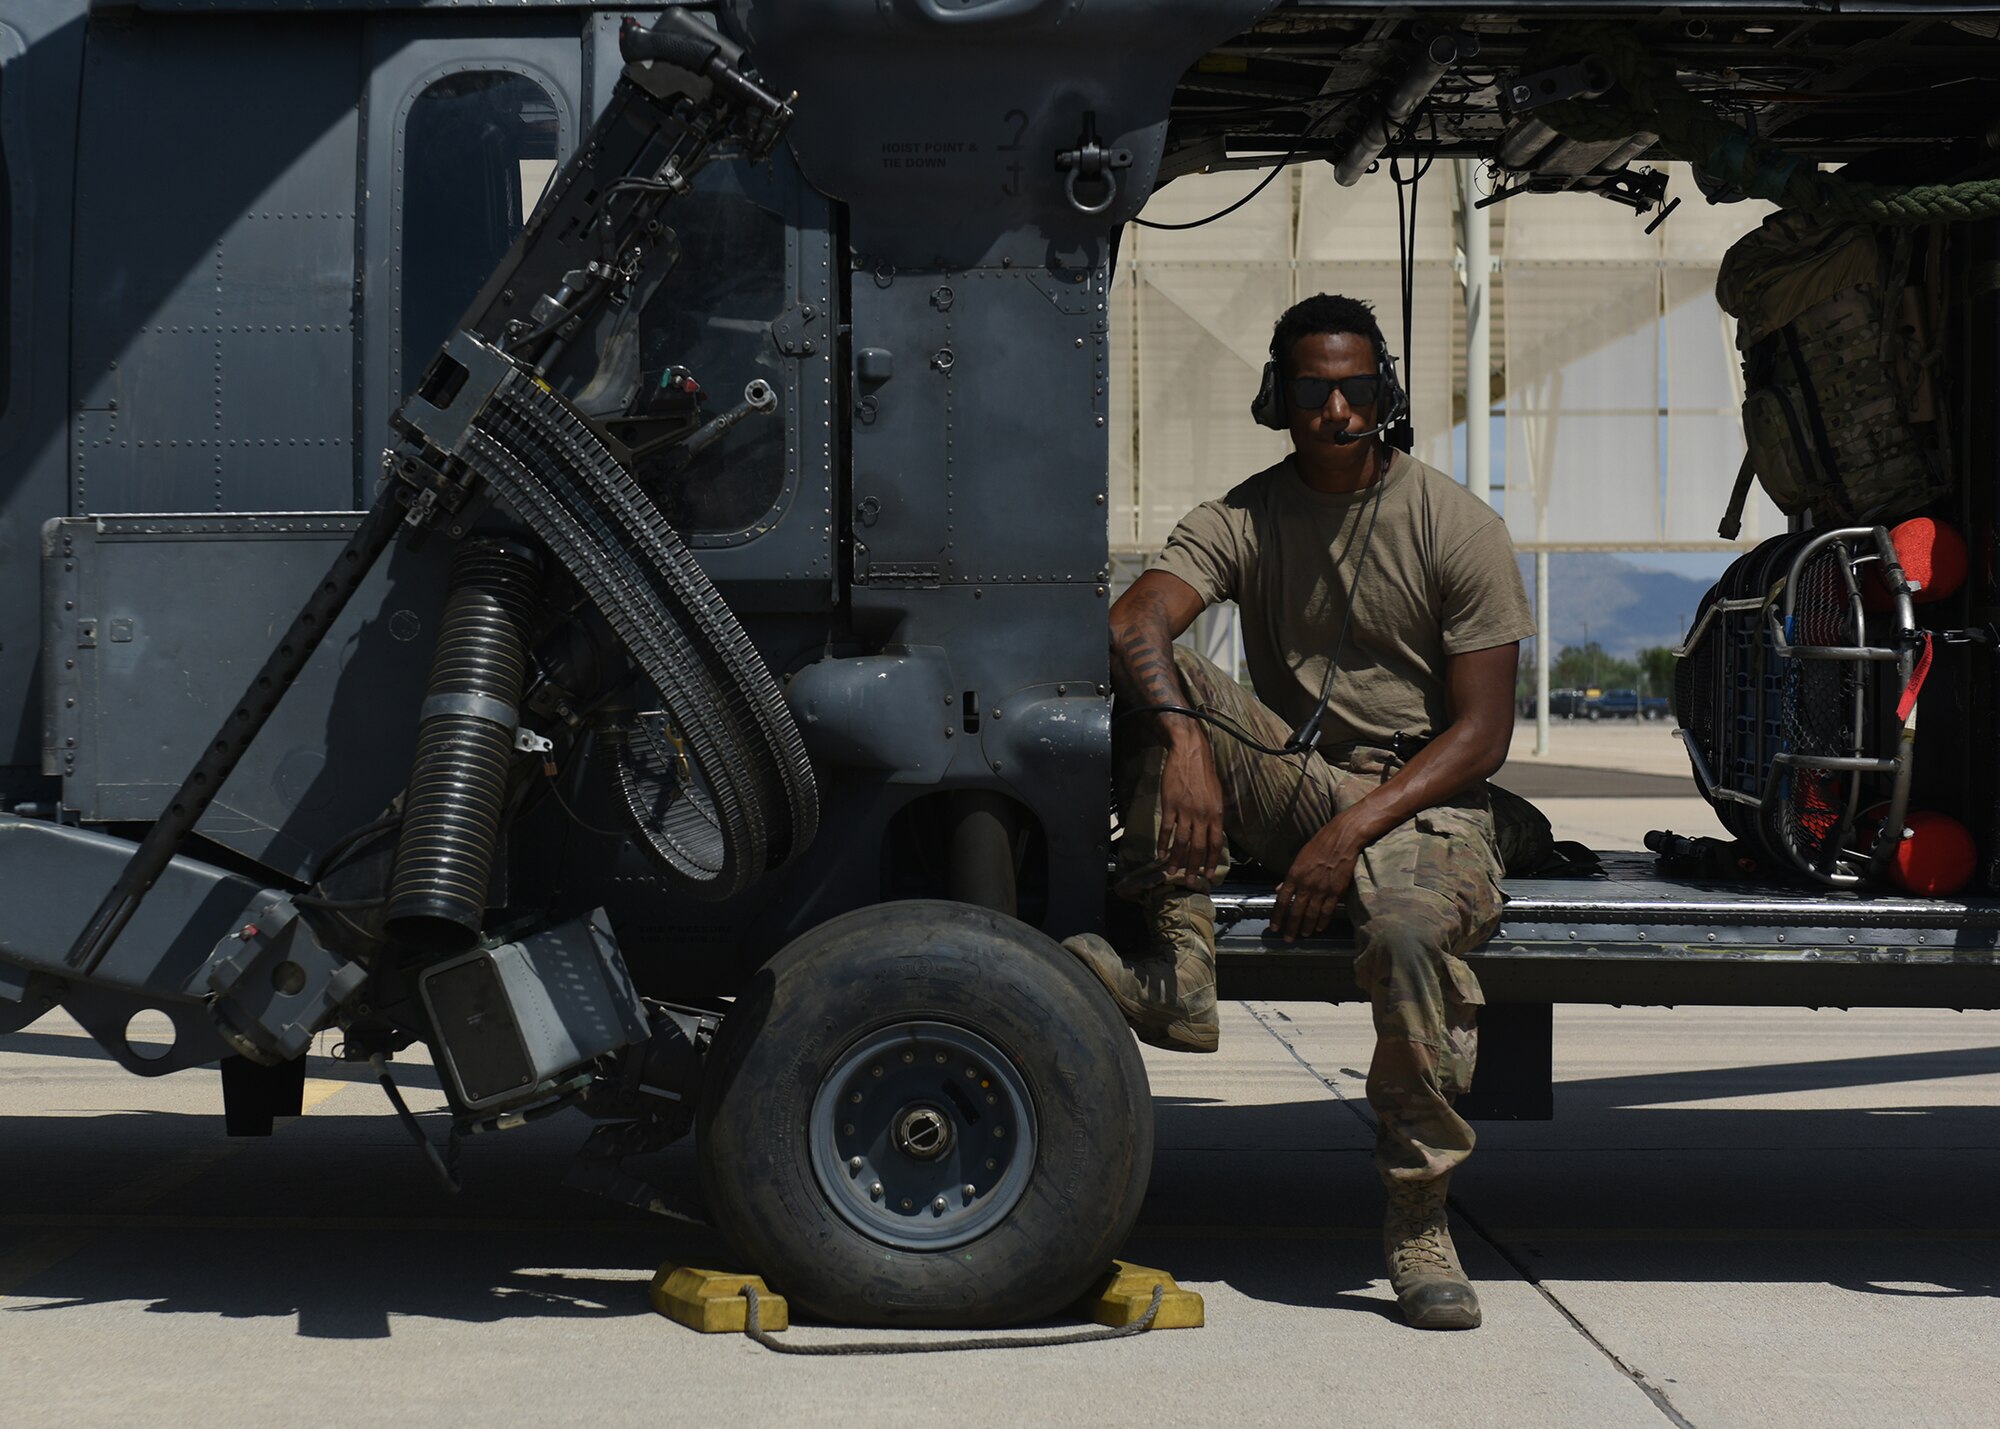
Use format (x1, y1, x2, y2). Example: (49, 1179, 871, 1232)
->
(1287, 373, 1384, 412)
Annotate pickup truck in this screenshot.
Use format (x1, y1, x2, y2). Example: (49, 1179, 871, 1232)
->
(1519, 688, 1592, 720)
(1588, 689, 1670, 721)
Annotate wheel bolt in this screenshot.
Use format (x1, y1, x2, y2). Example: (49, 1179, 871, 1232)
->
(902, 1052, 914, 1063)
(935, 1053, 947, 1064)
(849, 1156, 864, 1172)
(993, 1127, 1005, 1138)
(843, 1123, 855, 1136)
(901, 1198, 913, 1210)
(965, 1067, 977, 1078)
(962, 1184, 976, 1199)
(986, 1094, 997, 1105)
(985, 1159, 997, 1171)
(850, 1092, 862, 1104)
(870, 1182, 883, 1199)
(931, 1196, 948, 1214)
(872, 1066, 884, 1078)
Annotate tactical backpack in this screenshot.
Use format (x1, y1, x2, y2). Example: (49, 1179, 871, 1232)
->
(1714, 211, 1948, 538)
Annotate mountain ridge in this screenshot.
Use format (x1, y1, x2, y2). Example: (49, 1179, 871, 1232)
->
(1519, 552, 1718, 659)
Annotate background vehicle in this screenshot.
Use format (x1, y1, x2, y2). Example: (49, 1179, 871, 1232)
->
(1586, 689, 1669, 721)
(1, 0, 1997, 1324)
(1520, 688, 1592, 720)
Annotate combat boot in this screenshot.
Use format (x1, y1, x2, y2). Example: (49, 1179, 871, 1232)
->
(1063, 888, 1218, 1053)
(1383, 1175, 1482, 1330)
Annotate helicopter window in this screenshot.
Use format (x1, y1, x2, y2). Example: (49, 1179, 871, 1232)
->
(633, 177, 789, 536)
(400, 71, 560, 393)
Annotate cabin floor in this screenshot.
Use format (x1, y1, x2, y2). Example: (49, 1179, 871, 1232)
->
(1214, 724, 2000, 1009)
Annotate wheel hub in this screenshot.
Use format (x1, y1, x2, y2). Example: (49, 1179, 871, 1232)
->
(893, 1104, 954, 1160)
(808, 1020, 1038, 1251)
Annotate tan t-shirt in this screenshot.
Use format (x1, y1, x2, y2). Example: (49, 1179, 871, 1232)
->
(1154, 449, 1534, 749)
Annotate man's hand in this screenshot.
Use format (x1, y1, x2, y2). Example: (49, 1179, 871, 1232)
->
(1273, 812, 1367, 942)
(1159, 736, 1226, 886)
(1267, 641, 1521, 942)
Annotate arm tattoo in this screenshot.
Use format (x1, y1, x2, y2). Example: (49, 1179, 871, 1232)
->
(1109, 589, 1195, 737)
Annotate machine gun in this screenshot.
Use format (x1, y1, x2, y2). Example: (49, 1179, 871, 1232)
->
(60, 12, 816, 1145)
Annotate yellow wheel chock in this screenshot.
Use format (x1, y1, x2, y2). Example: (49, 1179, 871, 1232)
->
(1075, 1260, 1204, 1330)
(649, 1264, 789, 1333)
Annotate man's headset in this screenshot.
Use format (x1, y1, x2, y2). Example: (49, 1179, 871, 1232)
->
(1251, 333, 1409, 442)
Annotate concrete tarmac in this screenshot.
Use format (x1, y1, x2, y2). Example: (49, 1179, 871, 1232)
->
(4, 724, 1992, 1426)
(1507, 718, 1696, 779)
(1502, 720, 1731, 850)
(4, 999, 1996, 1428)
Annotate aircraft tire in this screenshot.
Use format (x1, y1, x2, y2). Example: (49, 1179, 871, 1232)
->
(698, 899, 1154, 1327)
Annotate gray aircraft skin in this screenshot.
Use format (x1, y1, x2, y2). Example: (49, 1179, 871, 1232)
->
(4, 0, 2000, 1324)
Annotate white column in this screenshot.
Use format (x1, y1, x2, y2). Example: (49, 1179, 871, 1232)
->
(1458, 161, 1492, 508)
(1535, 550, 1551, 757)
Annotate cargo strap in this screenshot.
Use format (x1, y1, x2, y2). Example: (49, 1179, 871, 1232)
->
(1779, 322, 1845, 496)
(736, 1282, 1164, 1355)
(1717, 452, 1756, 541)
(1897, 631, 1934, 724)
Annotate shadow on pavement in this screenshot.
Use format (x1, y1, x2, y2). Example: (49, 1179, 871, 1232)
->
(3, 1042, 1996, 1333)
(1136, 1045, 2000, 1312)
(0, 1101, 723, 1337)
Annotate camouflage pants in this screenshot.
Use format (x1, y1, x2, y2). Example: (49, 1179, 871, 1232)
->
(1114, 647, 1505, 1185)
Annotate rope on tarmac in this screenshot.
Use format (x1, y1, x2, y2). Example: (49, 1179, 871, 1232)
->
(738, 1282, 1165, 1355)
(1531, 21, 2000, 224)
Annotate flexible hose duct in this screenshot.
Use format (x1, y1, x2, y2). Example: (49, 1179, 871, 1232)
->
(387, 541, 543, 953)
(454, 365, 819, 900)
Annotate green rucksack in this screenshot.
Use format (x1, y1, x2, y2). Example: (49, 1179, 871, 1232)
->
(1714, 211, 1948, 537)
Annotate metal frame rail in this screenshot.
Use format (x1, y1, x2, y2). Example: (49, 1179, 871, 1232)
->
(1210, 854, 2000, 1008)
(1674, 526, 1918, 889)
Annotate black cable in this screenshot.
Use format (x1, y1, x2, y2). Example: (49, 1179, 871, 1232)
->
(1285, 468, 1388, 755)
(545, 765, 634, 839)
(1171, 91, 1362, 124)
(1120, 468, 1389, 761)
(1132, 99, 1351, 232)
(738, 1282, 1165, 1355)
(1401, 168, 1416, 425)
(1112, 701, 1302, 759)
(1131, 159, 1291, 231)
(294, 892, 389, 912)
(1386, 103, 1436, 454)
(309, 810, 402, 884)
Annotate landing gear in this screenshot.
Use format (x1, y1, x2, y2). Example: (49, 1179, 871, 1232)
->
(698, 900, 1153, 1327)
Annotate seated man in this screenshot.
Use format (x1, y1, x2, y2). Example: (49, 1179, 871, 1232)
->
(1067, 294, 1531, 1331)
